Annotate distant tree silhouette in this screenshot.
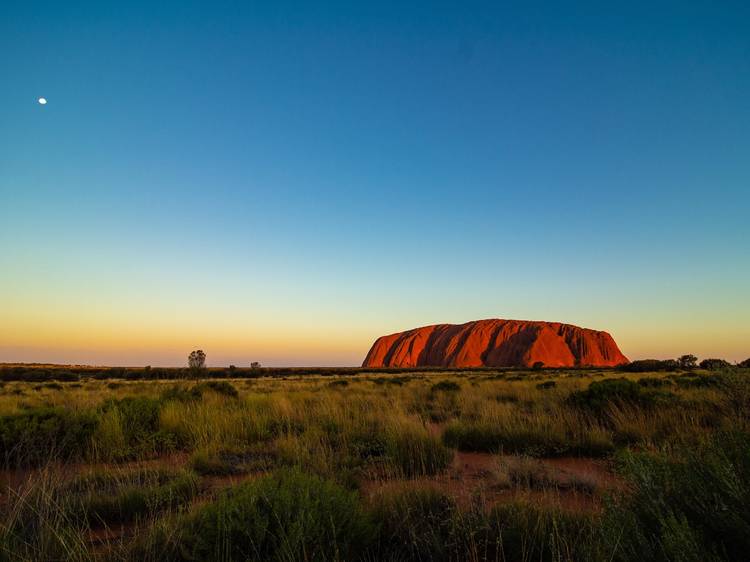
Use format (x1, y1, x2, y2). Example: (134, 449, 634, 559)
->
(250, 361, 261, 369)
(188, 350, 206, 377)
(739, 358, 750, 368)
(677, 354, 698, 369)
(699, 358, 731, 370)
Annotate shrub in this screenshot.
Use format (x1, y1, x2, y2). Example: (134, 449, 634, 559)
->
(536, 380, 557, 390)
(739, 358, 750, 368)
(159, 469, 375, 561)
(619, 359, 680, 372)
(600, 431, 750, 562)
(430, 380, 461, 393)
(0, 408, 98, 467)
(97, 397, 177, 458)
(699, 358, 732, 370)
(328, 379, 349, 387)
(568, 378, 673, 414)
(194, 380, 239, 398)
(160, 384, 202, 403)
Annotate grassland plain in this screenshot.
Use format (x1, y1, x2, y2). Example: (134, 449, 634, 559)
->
(0, 365, 749, 561)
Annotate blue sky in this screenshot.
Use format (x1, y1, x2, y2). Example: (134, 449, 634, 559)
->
(1, 1, 748, 365)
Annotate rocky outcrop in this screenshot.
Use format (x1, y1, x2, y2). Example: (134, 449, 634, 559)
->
(362, 319, 628, 368)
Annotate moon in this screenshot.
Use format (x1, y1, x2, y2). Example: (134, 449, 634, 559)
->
(38, 97, 47, 105)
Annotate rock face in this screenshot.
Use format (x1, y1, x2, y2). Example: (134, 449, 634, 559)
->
(362, 319, 628, 368)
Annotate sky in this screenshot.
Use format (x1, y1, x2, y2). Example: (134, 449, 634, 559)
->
(1, 1, 748, 366)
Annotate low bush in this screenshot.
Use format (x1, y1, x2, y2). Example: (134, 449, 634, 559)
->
(568, 378, 674, 414)
(600, 430, 750, 562)
(193, 380, 239, 398)
(97, 397, 180, 458)
(0, 408, 98, 467)
(431, 380, 461, 393)
(699, 358, 732, 371)
(328, 379, 349, 387)
(618, 359, 680, 372)
(153, 468, 375, 561)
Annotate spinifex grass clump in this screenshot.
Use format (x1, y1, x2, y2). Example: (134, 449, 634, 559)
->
(384, 424, 454, 477)
(568, 377, 675, 414)
(600, 430, 750, 562)
(369, 487, 478, 561)
(145, 468, 376, 562)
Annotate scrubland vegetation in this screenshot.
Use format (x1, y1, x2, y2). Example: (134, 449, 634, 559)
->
(0, 365, 749, 561)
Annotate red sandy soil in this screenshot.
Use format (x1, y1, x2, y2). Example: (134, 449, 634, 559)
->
(363, 451, 621, 513)
(363, 319, 629, 368)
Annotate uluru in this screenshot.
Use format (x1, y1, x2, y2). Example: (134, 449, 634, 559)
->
(363, 319, 628, 368)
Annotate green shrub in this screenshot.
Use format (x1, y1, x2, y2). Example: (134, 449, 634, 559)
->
(569, 378, 674, 415)
(0, 408, 98, 467)
(98, 397, 178, 458)
(157, 468, 375, 561)
(601, 431, 750, 562)
(194, 380, 239, 398)
(160, 384, 202, 403)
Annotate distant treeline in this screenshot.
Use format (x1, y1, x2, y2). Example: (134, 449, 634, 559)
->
(1, 359, 747, 382)
(0, 365, 524, 382)
(618, 357, 750, 372)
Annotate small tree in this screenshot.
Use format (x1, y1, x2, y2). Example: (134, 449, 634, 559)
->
(250, 361, 261, 369)
(699, 358, 731, 371)
(188, 349, 207, 378)
(677, 354, 698, 369)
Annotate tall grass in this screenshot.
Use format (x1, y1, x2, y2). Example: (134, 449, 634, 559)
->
(0, 369, 748, 560)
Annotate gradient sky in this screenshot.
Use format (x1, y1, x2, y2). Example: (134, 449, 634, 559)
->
(1, 1, 748, 366)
